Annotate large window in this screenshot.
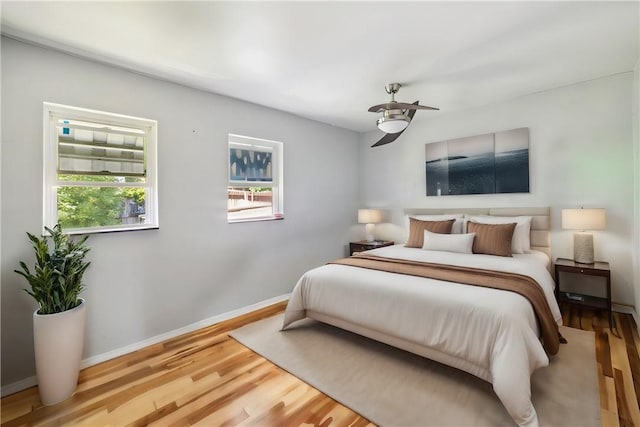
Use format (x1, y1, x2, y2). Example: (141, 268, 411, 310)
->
(228, 134, 283, 222)
(43, 103, 158, 234)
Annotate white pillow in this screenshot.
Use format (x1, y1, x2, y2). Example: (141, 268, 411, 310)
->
(466, 215, 532, 254)
(408, 214, 464, 234)
(422, 230, 475, 254)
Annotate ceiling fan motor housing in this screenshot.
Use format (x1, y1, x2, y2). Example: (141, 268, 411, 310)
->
(385, 83, 402, 95)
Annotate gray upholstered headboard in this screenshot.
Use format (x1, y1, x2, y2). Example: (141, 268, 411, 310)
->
(403, 207, 551, 256)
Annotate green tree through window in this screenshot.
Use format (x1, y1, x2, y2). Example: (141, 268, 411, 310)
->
(57, 175, 146, 229)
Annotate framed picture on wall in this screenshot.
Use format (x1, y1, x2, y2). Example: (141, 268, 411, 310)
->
(425, 127, 530, 196)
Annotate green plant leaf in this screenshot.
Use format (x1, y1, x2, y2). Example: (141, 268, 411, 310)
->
(15, 224, 90, 314)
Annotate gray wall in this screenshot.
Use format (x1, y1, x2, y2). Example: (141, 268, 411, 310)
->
(1, 37, 360, 386)
(359, 73, 637, 308)
(634, 62, 640, 325)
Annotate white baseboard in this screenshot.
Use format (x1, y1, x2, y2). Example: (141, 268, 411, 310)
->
(1, 376, 37, 398)
(631, 309, 640, 335)
(613, 303, 640, 334)
(613, 303, 635, 315)
(1, 294, 290, 398)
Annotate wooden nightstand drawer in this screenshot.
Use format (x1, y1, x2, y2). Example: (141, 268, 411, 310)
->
(349, 240, 394, 256)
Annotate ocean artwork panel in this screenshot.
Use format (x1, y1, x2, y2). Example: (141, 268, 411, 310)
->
(425, 128, 529, 196)
(494, 127, 529, 193)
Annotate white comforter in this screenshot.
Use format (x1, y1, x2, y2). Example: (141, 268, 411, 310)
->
(282, 245, 562, 427)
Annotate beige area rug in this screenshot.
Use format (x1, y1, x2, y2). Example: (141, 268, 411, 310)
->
(230, 314, 600, 427)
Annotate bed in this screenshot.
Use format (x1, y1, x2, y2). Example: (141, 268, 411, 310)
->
(282, 207, 562, 427)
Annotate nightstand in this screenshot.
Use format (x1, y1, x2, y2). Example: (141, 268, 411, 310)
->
(349, 240, 394, 256)
(554, 257, 613, 331)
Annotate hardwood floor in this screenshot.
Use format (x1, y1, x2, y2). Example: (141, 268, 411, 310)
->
(561, 306, 640, 427)
(2, 301, 639, 427)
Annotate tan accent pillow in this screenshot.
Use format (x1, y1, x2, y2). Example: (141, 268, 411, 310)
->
(467, 215, 532, 253)
(406, 218, 455, 248)
(467, 221, 517, 257)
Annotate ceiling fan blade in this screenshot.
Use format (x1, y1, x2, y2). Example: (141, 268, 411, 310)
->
(368, 103, 392, 113)
(368, 102, 439, 113)
(398, 102, 439, 111)
(371, 131, 403, 147)
(406, 105, 419, 119)
(371, 105, 418, 148)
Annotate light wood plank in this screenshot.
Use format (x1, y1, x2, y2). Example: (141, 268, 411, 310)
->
(619, 314, 640, 407)
(608, 315, 640, 426)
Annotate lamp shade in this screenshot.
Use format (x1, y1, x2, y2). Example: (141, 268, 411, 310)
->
(377, 114, 410, 133)
(358, 209, 383, 224)
(562, 208, 606, 230)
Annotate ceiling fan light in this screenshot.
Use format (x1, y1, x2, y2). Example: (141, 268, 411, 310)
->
(377, 114, 410, 134)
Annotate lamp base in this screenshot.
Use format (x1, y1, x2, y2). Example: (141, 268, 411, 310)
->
(573, 232, 594, 264)
(365, 223, 375, 242)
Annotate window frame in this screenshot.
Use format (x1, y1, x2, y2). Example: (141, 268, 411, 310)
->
(227, 133, 284, 223)
(43, 102, 159, 234)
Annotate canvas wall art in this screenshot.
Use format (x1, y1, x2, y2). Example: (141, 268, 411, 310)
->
(425, 128, 529, 196)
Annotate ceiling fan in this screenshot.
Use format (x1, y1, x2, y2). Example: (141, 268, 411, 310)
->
(368, 83, 439, 147)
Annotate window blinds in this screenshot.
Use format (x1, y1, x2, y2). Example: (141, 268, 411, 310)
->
(228, 146, 273, 182)
(228, 135, 274, 181)
(56, 119, 146, 177)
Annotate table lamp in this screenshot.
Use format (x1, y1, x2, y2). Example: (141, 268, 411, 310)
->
(358, 209, 383, 242)
(561, 208, 606, 264)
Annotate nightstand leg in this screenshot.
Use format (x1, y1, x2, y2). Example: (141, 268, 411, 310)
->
(609, 311, 620, 338)
(578, 309, 583, 330)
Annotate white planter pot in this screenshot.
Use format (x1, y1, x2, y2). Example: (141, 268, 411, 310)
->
(33, 299, 86, 406)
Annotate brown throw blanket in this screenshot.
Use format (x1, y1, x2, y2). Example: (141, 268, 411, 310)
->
(330, 254, 561, 355)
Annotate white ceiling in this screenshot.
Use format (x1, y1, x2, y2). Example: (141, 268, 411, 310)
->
(1, 1, 638, 133)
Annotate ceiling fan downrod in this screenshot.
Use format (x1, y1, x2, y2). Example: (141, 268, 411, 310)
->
(385, 83, 402, 102)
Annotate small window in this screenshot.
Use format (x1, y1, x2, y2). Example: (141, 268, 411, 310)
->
(228, 134, 283, 222)
(43, 103, 158, 234)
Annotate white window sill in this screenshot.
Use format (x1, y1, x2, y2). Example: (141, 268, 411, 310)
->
(228, 216, 284, 224)
(62, 224, 159, 235)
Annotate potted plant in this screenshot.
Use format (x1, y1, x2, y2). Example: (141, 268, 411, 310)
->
(15, 224, 91, 406)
